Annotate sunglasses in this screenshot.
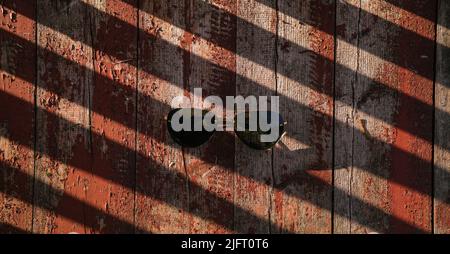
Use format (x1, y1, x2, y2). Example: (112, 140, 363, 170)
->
(167, 108, 286, 150)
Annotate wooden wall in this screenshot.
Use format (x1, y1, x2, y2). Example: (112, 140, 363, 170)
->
(0, 0, 448, 233)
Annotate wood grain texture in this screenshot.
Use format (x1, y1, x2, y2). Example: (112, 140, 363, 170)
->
(183, 0, 236, 233)
(334, 0, 435, 233)
(87, 0, 137, 233)
(272, 0, 334, 233)
(234, 0, 276, 233)
(434, 0, 450, 234)
(135, 0, 189, 233)
(0, 0, 446, 234)
(34, 0, 94, 233)
(0, 0, 35, 233)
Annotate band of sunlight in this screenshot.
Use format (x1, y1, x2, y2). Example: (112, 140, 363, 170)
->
(0, 88, 430, 233)
(346, 0, 435, 40)
(2, 26, 437, 181)
(89, 0, 435, 105)
(27, 22, 438, 156)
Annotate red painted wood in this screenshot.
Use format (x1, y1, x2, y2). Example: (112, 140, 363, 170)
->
(87, 0, 137, 234)
(272, 0, 334, 233)
(0, 0, 446, 234)
(183, 0, 236, 233)
(136, 0, 189, 233)
(234, 0, 276, 233)
(33, 0, 94, 233)
(0, 0, 35, 233)
(334, 0, 435, 233)
(434, 0, 450, 234)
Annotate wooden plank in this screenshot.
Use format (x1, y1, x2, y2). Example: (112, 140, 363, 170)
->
(135, 0, 189, 233)
(272, 0, 334, 233)
(86, 0, 137, 233)
(334, 0, 435, 233)
(0, 1, 35, 233)
(183, 0, 236, 233)
(334, 0, 359, 233)
(34, 0, 94, 233)
(234, 0, 276, 233)
(434, 0, 450, 234)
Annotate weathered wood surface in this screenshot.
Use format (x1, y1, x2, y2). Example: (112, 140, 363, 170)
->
(136, 0, 188, 233)
(0, 0, 35, 233)
(0, 0, 448, 233)
(335, 0, 435, 233)
(183, 0, 236, 233)
(272, 0, 334, 233)
(88, 0, 137, 233)
(435, 0, 450, 234)
(234, 0, 276, 233)
(33, 0, 138, 233)
(34, 0, 94, 233)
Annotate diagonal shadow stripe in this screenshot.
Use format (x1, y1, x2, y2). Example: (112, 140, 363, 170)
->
(257, 0, 446, 36)
(280, 172, 429, 233)
(255, 0, 444, 32)
(0, 90, 430, 233)
(248, 0, 440, 81)
(0, 91, 288, 233)
(136, 0, 444, 149)
(137, 0, 443, 150)
(1, 25, 446, 203)
(383, 0, 440, 26)
(0, 0, 442, 232)
(0, 161, 147, 234)
(0, 222, 30, 234)
(132, 0, 442, 83)
(1, 0, 447, 151)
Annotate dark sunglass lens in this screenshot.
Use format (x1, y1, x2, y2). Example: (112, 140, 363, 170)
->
(167, 108, 216, 147)
(234, 111, 285, 150)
